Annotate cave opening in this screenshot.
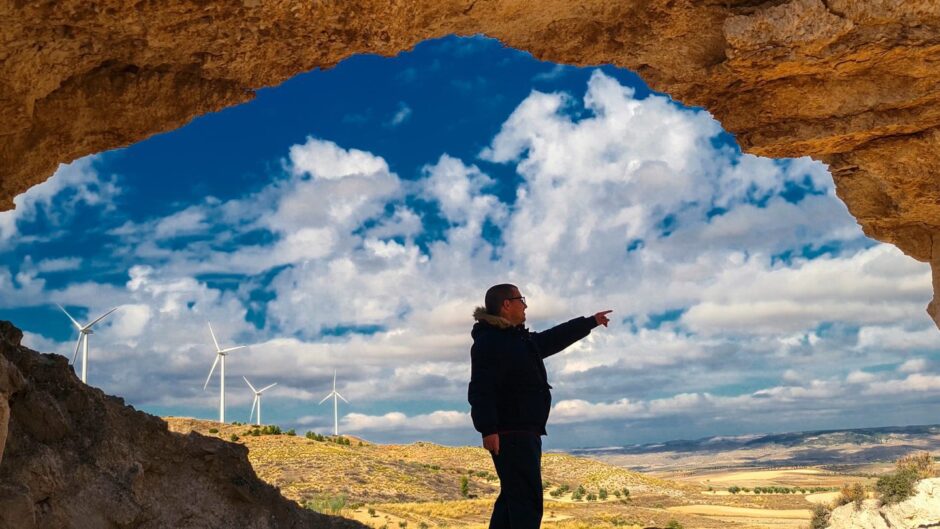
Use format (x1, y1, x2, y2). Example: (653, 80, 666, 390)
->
(0, 35, 937, 450)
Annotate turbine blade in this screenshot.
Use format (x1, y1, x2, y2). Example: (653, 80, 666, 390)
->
(249, 396, 258, 422)
(243, 376, 257, 393)
(259, 382, 277, 393)
(220, 345, 246, 353)
(207, 322, 222, 352)
(336, 392, 349, 404)
(71, 334, 83, 364)
(318, 392, 333, 405)
(204, 354, 221, 390)
(58, 304, 82, 330)
(85, 306, 119, 329)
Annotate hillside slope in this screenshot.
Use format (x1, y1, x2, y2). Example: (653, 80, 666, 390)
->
(166, 418, 681, 506)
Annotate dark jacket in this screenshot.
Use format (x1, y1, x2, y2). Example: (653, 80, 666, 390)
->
(467, 307, 598, 437)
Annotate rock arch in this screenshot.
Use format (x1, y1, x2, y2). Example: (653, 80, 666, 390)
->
(2, 0, 938, 326)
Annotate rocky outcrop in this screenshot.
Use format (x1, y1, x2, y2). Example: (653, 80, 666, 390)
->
(0, 321, 367, 529)
(2, 1, 940, 326)
(827, 478, 940, 529)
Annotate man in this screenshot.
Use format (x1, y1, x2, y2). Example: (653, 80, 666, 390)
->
(468, 283, 611, 529)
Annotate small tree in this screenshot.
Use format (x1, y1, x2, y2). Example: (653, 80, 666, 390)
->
(286, 428, 296, 436)
(599, 488, 608, 500)
(837, 483, 866, 509)
(368, 508, 376, 518)
(460, 476, 469, 498)
(229, 434, 239, 442)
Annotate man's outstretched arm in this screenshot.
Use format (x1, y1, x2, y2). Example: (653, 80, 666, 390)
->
(533, 310, 612, 359)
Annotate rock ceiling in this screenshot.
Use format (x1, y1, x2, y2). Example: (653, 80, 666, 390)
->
(1, 0, 938, 326)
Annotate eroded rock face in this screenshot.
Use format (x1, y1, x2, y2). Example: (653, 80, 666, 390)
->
(827, 478, 940, 529)
(0, 321, 366, 529)
(1, 0, 939, 325)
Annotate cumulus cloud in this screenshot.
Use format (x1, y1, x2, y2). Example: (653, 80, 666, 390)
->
(7, 70, 938, 446)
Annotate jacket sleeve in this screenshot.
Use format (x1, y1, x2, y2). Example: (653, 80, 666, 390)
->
(468, 335, 507, 437)
(532, 316, 598, 359)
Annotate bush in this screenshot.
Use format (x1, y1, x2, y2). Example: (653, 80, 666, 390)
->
(550, 484, 569, 498)
(599, 488, 608, 500)
(208, 428, 218, 434)
(876, 468, 919, 505)
(460, 476, 469, 498)
(368, 508, 376, 517)
(666, 520, 683, 529)
(810, 504, 830, 529)
(398, 521, 407, 528)
(836, 483, 866, 509)
(897, 452, 936, 479)
(621, 488, 630, 499)
(728, 485, 741, 495)
(229, 434, 239, 442)
(571, 485, 585, 501)
(586, 492, 597, 501)
(305, 494, 347, 514)
(286, 429, 296, 436)
(306, 431, 326, 442)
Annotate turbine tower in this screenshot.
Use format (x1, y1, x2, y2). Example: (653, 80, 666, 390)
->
(244, 376, 277, 426)
(203, 322, 246, 423)
(57, 304, 119, 384)
(319, 370, 348, 436)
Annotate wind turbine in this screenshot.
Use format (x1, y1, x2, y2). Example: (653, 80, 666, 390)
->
(203, 322, 246, 423)
(319, 370, 348, 436)
(57, 304, 119, 384)
(244, 376, 277, 426)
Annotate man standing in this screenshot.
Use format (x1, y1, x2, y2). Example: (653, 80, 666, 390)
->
(468, 283, 611, 529)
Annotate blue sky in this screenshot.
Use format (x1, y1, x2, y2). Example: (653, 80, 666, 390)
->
(2, 36, 938, 449)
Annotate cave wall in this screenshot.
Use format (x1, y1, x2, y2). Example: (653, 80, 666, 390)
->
(1, 0, 939, 326)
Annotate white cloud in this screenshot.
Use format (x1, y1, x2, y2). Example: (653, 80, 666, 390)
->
(344, 410, 471, 432)
(387, 102, 412, 127)
(0, 156, 119, 245)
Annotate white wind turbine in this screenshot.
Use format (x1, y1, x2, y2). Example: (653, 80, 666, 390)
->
(203, 322, 247, 423)
(319, 370, 348, 436)
(57, 304, 119, 384)
(244, 377, 278, 426)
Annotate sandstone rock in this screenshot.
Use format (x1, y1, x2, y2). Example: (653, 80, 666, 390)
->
(827, 478, 940, 529)
(0, 320, 367, 529)
(1, 1, 940, 327)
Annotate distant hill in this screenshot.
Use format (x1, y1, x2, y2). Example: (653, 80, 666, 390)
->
(165, 417, 682, 506)
(567, 424, 940, 472)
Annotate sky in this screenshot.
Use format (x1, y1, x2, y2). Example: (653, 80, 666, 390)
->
(2, 36, 938, 450)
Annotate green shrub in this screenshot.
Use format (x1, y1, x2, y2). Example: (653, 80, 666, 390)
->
(305, 431, 326, 441)
(599, 488, 608, 500)
(286, 429, 296, 436)
(876, 468, 919, 505)
(728, 485, 741, 495)
(305, 494, 347, 514)
(586, 492, 597, 501)
(666, 520, 683, 529)
(368, 508, 376, 517)
(229, 434, 239, 442)
(621, 488, 630, 499)
(460, 476, 469, 498)
(810, 504, 830, 529)
(398, 521, 407, 528)
(208, 428, 218, 434)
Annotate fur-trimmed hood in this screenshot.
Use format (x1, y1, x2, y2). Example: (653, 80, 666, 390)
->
(472, 306, 514, 330)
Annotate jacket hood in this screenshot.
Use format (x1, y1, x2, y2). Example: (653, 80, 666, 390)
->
(472, 306, 513, 330)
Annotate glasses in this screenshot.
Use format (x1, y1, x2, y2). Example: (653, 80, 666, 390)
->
(507, 296, 527, 306)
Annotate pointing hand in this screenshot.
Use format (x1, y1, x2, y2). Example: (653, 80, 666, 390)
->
(594, 310, 613, 327)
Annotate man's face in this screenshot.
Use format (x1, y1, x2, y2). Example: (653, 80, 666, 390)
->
(502, 288, 527, 326)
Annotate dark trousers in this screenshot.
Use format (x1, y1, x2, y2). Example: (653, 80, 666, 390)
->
(488, 432, 542, 529)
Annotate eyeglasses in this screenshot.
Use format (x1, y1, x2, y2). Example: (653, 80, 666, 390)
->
(507, 296, 527, 306)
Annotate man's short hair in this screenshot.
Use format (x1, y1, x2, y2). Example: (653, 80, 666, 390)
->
(485, 283, 518, 315)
